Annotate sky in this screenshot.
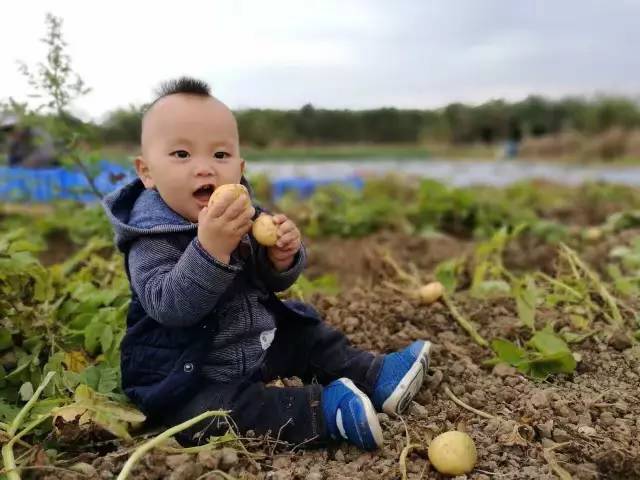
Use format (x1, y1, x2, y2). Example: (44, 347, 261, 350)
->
(1, 0, 638, 121)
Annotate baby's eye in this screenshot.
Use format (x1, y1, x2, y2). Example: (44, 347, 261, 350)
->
(214, 151, 230, 159)
(170, 150, 190, 159)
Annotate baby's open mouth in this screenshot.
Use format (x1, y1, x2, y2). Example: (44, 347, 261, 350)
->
(193, 184, 214, 203)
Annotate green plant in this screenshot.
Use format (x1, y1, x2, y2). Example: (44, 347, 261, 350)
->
(0, 228, 130, 420)
(285, 274, 340, 302)
(282, 184, 406, 238)
(488, 327, 577, 380)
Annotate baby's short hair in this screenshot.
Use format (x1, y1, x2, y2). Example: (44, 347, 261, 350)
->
(145, 77, 212, 113)
(156, 77, 210, 98)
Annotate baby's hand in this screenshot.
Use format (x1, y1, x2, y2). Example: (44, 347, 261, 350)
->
(267, 214, 301, 271)
(197, 191, 255, 264)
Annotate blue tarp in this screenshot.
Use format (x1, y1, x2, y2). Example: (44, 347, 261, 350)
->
(271, 176, 364, 199)
(0, 162, 364, 203)
(0, 161, 136, 202)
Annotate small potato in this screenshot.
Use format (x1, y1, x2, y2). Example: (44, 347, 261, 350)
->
(208, 184, 250, 209)
(428, 430, 477, 476)
(583, 227, 603, 242)
(416, 281, 444, 304)
(252, 214, 278, 246)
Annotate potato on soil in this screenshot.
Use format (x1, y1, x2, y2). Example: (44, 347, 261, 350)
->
(416, 281, 444, 304)
(428, 430, 477, 476)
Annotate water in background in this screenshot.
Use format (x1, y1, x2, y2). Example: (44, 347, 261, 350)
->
(4, 158, 640, 202)
(248, 158, 640, 187)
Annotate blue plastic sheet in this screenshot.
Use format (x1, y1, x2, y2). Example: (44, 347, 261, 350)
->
(0, 162, 364, 203)
(0, 162, 136, 202)
(271, 176, 364, 200)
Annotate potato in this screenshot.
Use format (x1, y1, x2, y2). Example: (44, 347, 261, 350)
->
(416, 281, 444, 304)
(428, 430, 477, 476)
(252, 214, 278, 246)
(583, 226, 603, 242)
(208, 183, 250, 209)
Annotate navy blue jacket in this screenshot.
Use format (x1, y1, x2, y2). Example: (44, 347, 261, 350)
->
(102, 178, 316, 415)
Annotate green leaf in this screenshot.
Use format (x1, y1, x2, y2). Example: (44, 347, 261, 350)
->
(491, 339, 527, 365)
(522, 328, 577, 378)
(561, 330, 595, 344)
(514, 276, 537, 330)
(286, 274, 339, 301)
(69, 312, 94, 330)
(5, 356, 33, 380)
(607, 264, 639, 296)
(84, 321, 104, 355)
(79, 366, 100, 390)
(70, 282, 98, 302)
(54, 385, 145, 441)
(9, 239, 44, 254)
(100, 325, 114, 353)
(568, 313, 590, 330)
(0, 398, 20, 423)
(435, 259, 460, 294)
(96, 367, 119, 394)
(62, 371, 82, 390)
(0, 328, 13, 351)
(19, 381, 34, 401)
(473, 280, 511, 299)
(528, 328, 572, 356)
(527, 351, 577, 379)
(23, 336, 43, 354)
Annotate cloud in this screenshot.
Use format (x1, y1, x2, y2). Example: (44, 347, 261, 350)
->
(1, 0, 638, 119)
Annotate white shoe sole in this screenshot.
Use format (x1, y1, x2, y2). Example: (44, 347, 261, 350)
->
(340, 378, 384, 448)
(381, 341, 431, 415)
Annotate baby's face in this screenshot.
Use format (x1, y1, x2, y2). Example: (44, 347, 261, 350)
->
(136, 94, 245, 223)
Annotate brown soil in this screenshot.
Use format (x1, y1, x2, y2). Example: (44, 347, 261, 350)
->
(305, 231, 472, 288)
(30, 233, 640, 480)
(38, 230, 76, 266)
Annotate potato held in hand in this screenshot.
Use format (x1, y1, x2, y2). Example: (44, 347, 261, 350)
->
(252, 214, 278, 246)
(208, 184, 251, 209)
(428, 430, 477, 476)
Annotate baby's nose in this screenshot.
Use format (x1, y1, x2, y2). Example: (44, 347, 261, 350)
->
(194, 159, 215, 176)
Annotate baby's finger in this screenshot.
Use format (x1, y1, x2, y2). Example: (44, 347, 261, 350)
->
(222, 195, 250, 221)
(272, 214, 288, 225)
(276, 231, 300, 248)
(198, 206, 209, 223)
(228, 213, 253, 233)
(269, 247, 294, 260)
(207, 191, 236, 218)
(236, 220, 253, 235)
(277, 220, 296, 236)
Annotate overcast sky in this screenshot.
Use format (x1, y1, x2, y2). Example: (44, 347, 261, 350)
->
(1, 0, 637, 120)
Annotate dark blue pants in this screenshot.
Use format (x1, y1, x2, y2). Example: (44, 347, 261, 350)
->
(170, 313, 383, 446)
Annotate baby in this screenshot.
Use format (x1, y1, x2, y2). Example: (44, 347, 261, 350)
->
(103, 77, 432, 450)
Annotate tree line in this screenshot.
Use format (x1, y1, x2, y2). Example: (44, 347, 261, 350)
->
(97, 95, 640, 147)
(4, 95, 640, 149)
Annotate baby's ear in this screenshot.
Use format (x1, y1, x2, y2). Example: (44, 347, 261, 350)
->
(240, 157, 246, 174)
(135, 156, 155, 189)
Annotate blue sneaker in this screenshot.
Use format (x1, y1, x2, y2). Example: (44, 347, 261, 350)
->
(372, 340, 432, 415)
(322, 378, 383, 450)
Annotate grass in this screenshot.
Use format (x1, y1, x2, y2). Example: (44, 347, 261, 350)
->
(5, 143, 640, 175)
(89, 143, 497, 163)
(229, 144, 431, 161)
(243, 143, 505, 161)
(23, 140, 640, 165)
